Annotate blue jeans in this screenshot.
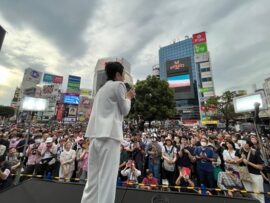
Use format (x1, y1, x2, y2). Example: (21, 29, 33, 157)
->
(148, 158, 161, 183)
(197, 168, 214, 189)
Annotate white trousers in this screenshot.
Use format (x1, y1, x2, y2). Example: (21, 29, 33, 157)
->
(242, 173, 265, 203)
(81, 138, 120, 203)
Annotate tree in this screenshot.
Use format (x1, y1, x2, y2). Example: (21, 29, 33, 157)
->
(205, 91, 240, 130)
(0, 105, 15, 118)
(129, 76, 175, 127)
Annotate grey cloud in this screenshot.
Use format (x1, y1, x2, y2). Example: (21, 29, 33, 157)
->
(0, 0, 99, 58)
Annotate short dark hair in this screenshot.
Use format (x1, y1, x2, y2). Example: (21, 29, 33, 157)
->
(105, 62, 124, 81)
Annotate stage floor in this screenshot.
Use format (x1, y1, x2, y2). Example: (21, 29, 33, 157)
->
(0, 179, 260, 203)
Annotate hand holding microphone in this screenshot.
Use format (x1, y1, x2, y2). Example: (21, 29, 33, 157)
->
(125, 83, 136, 100)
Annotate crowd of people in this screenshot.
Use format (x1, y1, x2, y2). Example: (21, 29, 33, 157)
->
(0, 122, 270, 203)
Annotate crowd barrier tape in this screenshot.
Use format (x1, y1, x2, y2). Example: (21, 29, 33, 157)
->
(12, 173, 270, 196)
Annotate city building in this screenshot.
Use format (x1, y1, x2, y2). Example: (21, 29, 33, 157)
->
(159, 32, 216, 124)
(93, 57, 133, 95)
(152, 64, 160, 79)
(263, 77, 270, 107)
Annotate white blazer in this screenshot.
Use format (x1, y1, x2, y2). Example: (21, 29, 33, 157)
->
(85, 80, 131, 141)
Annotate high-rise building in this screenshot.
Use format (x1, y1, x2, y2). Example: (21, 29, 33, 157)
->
(93, 57, 133, 95)
(263, 77, 270, 107)
(159, 32, 216, 124)
(159, 38, 200, 122)
(152, 64, 160, 79)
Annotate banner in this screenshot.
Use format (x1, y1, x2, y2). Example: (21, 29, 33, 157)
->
(0, 25, 6, 51)
(192, 32, 207, 45)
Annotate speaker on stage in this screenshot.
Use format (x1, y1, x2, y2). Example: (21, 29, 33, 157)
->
(0, 25, 6, 51)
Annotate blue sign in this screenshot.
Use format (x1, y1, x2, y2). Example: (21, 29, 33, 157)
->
(43, 73, 53, 83)
(64, 95, 80, 105)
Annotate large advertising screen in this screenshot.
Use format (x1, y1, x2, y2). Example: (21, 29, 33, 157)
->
(233, 92, 267, 113)
(166, 57, 195, 99)
(64, 95, 80, 105)
(168, 75, 190, 88)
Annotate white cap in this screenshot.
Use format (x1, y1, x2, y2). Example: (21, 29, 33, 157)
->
(45, 137, 53, 143)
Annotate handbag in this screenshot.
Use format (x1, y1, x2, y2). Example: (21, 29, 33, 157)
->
(238, 150, 252, 183)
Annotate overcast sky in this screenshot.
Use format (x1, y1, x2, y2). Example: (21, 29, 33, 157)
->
(0, 0, 269, 105)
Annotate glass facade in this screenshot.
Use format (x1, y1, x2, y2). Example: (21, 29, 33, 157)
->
(159, 38, 200, 120)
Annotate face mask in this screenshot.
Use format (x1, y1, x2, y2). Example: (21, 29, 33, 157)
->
(201, 142, 207, 147)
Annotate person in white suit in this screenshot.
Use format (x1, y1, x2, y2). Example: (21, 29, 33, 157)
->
(81, 62, 136, 203)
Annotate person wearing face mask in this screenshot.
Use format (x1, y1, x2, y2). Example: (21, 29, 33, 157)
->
(194, 138, 215, 190)
(23, 135, 43, 177)
(147, 134, 162, 183)
(235, 140, 265, 203)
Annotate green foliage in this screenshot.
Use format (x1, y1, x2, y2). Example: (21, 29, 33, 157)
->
(129, 76, 176, 122)
(0, 105, 15, 118)
(205, 91, 240, 129)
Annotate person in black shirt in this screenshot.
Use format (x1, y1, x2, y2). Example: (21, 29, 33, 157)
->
(0, 155, 12, 191)
(236, 140, 265, 203)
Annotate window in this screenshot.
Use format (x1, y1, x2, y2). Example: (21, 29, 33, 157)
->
(201, 68, 211, 72)
(201, 77, 212, 82)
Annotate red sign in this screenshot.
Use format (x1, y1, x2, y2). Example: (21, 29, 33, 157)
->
(53, 76, 63, 84)
(200, 105, 217, 112)
(182, 120, 198, 124)
(192, 32, 207, 45)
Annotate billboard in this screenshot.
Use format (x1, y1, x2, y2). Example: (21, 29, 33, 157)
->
(41, 84, 60, 99)
(194, 43, 208, 54)
(233, 93, 267, 113)
(23, 68, 42, 84)
(67, 75, 81, 94)
(194, 52, 209, 63)
(166, 57, 195, 100)
(43, 73, 63, 84)
(64, 95, 80, 105)
(168, 75, 190, 88)
(20, 97, 48, 112)
(166, 58, 190, 75)
(192, 32, 207, 45)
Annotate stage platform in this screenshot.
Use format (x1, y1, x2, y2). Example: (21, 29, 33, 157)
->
(0, 179, 260, 203)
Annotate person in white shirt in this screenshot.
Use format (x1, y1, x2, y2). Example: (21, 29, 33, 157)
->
(121, 160, 141, 187)
(81, 62, 136, 203)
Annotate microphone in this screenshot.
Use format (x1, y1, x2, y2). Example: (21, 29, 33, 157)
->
(125, 82, 135, 100)
(124, 83, 132, 92)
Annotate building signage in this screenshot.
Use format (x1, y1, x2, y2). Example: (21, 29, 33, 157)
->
(194, 52, 209, 63)
(194, 43, 208, 54)
(43, 73, 63, 84)
(67, 75, 81, 94)
(192, 32, 207, 45)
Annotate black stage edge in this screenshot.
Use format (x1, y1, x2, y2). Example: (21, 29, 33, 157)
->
(0, 179, 259, 203)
